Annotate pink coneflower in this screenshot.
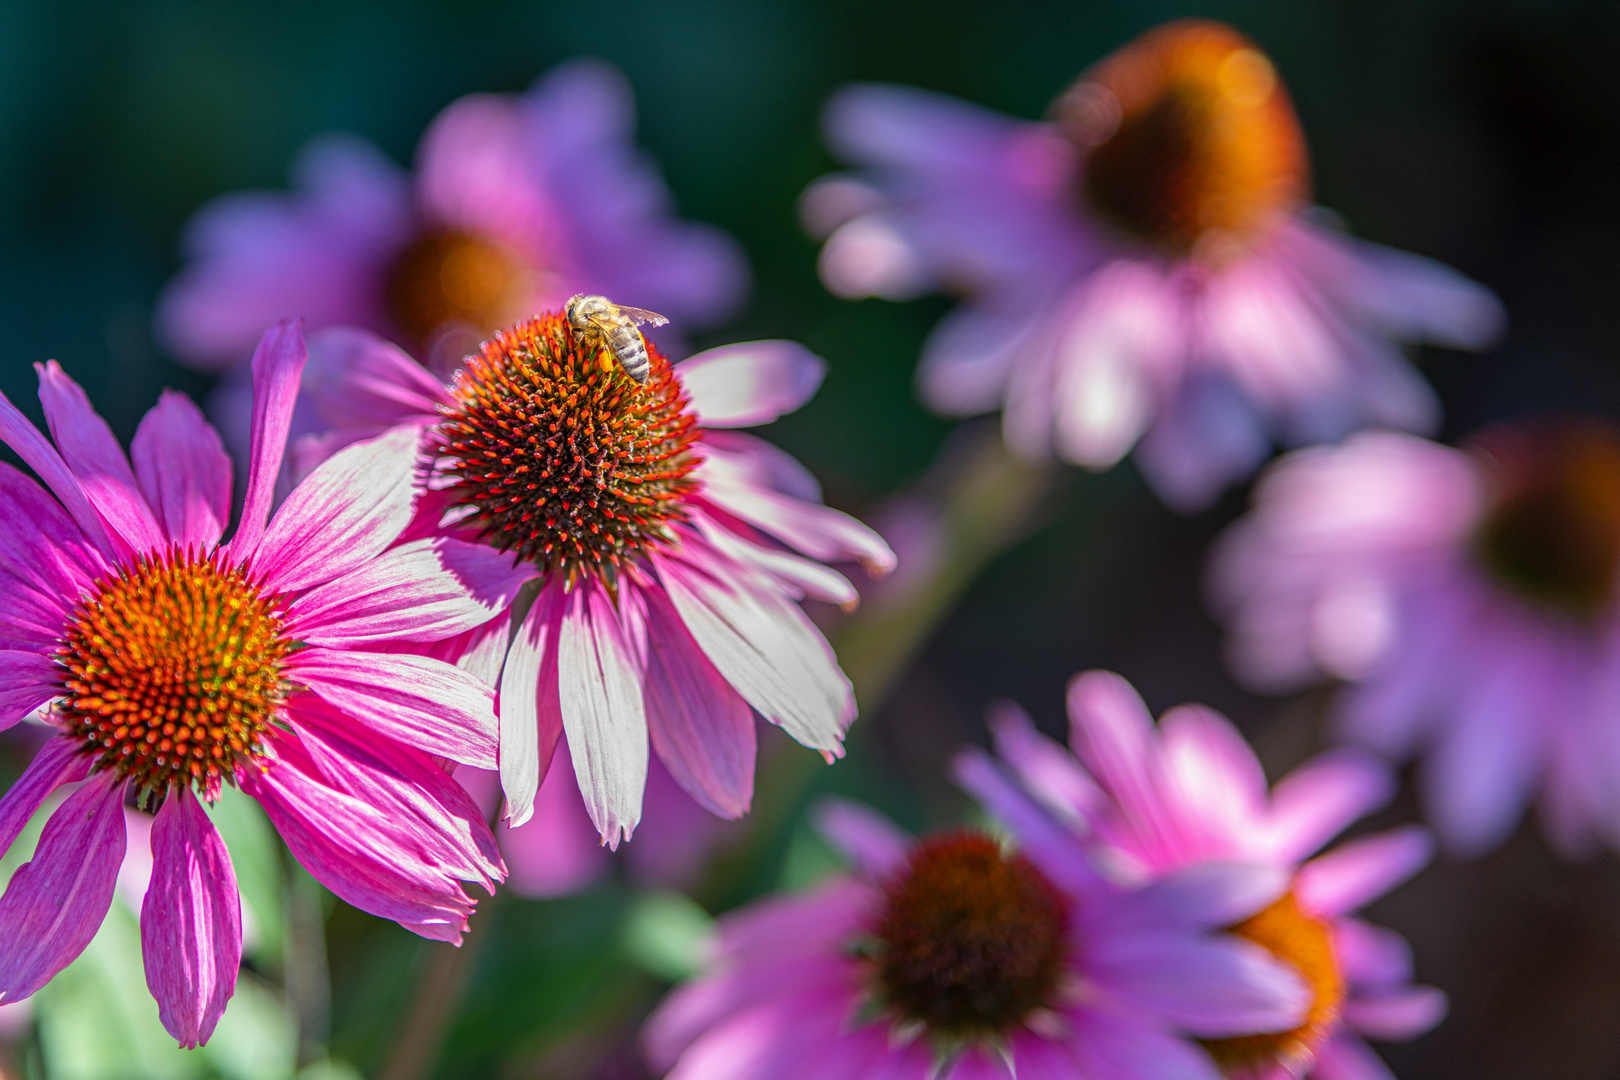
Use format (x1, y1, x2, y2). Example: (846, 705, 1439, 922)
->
(0, 322, 528, 1046)
(295, 317, 895, 846)
(645, 799, 1314, 1080)
(1211, 423, 1620, 857)
(158, 60, 746, 373)
(804, 20, 1502, 509)
(960, 671, 1444, 1079)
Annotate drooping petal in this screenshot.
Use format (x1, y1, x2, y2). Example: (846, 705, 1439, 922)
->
(558, 581, 648, 847)
(697, 460, 896, 575)
(141, 787, 241, 1048)
(287, 649, 498, 768)
(498, 585, 566, 827)
(301, 327, 452, 433)
(230, 320, 308, 558)
(0, 773, 125, 1002)
(677, 342, 825, 428)
(0, 387, 118, 561)
(0, 651, 62, 731)
(0, 737, 95, 859)
(1295, 826, 1433, 918)
(130, 390, 233, 552)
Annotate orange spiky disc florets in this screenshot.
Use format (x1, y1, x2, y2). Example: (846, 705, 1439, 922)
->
(437, 311, 702, 586)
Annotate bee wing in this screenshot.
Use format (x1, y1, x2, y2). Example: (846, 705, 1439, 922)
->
(585, 311, 623, 335)
(615, 307, 670, 328)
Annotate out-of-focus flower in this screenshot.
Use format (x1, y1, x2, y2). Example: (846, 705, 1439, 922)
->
(959, 671, 1443, 1079)
(644, 799, 1312, 1080)
(1211, 423, 1620, 857)
(158, 60, 747, 374)
(805, 20, 1503, 509)
(0, 323, 521, 1046)
(297, 318, 895, 846)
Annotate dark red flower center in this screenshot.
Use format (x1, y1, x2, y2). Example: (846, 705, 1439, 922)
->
(386, 227, 536, 350)
(55, 551, 289, 794)
(871, 832, 1070, 1039)
(1057, 19, 1309, 261)
(1472, 422, 1620, 619)
(436, 311, 702, 586)
(1201, 892, 1345, 1076)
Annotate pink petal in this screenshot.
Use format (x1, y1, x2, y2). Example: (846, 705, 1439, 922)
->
(809, 798, 910, 879)
(0, 385, 118, 561)
(697, 464, 895, 575)
(229, 320, 308, 560)
(1342, 985, 1447, 1040)
(1296, 826, 1433, 918)
(1065, 1009, 1226, 1080)
(0, 773, 125, 1002)
(0, 462, 110, 603)
(1266, 749, 1395, 862)
(141, 787, 241, 1047)
(1334, 917, 1415, 987)
(942, 1046, 1015, 1080)
(130, 390, 233, 552)
(0, 650, 61, 730)
(643, 587, 755, 819)
(677, 341, 825, 428)
(951, 749, 1097, 898)
(302, 327, 450, 433)
(1310, 1033, 1398, 1080)
(1066, 670, 1185, 859)
(416, 91, 549, 246)
(36, 361, 165, 556)
(285, 537, 533, 647)
(1086, 931, 1311, 1038)
(1157, 704, 1268, 849)
(249, 424, 421, 593)
(287, 649, 498, 768)
(558, 581, 648, 847)
(987, 702, 1102, 826)
(498, 586, 566, 827)
(0, 737, 95, 859)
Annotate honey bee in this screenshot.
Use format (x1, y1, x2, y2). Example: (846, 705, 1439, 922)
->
(565, 294, 669, 384)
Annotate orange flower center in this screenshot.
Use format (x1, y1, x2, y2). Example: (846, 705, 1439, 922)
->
(437, 311, 702, 586)
(55, 552, 289, 794)
(1057, 20, 1309, 261)
(1201, 892, 1344, 1076)
(385, 228, 536, 350)
(871, 832, 1070, 1039)
(1472, 422, 1620, 619)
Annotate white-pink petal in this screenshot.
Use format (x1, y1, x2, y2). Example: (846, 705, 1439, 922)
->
(497, 586, 566, 827)
(558, 583, 648, 848)
(677, 341, 825, 428)
(1296, 826, 1433, 918)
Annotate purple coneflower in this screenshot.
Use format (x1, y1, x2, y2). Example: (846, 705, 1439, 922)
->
(960, 671, 1444, 1078)
(1212, 423, 1620, 857)
(805, 20, 1502, 509)
(0, 322, 528, 1046)
(295, 316, 895, 846)
(644, 799, 1313, 1079)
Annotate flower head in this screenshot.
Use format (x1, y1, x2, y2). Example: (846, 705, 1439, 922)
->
(295, 315, 895, 847)
(1212, 423, 1620, 857)
(0, 322, 527, 1046)
(644, 800, 1313, 1080)
(957, 671, 1444, 1079)
(805, 19, 1503, 509)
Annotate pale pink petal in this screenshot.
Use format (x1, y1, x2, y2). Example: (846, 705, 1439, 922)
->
(0, 737, 95, 858)
(36, 361, 165, 555)
(1343, 986, 1447, 1041)
(1310, 1033, 1398, 1080)
(250, 424, 420, 593)
(285, 537, 532, 647)
(287, 649, 498, 768)
(1295, 826, 1433, 918)
(987, 702, 1103, 827)
(643, 587, 755, 819)
(701, 431, 822, 502)
(130, 390, 233, 551)
(140, 787, 241, 1048)
(0, 773, 125, 1002)
(1086, 932, 1311, 1038)
(677, 342, 825, 428)
(229, 320, 308, 559)
(1265, 749, 1395, 862)
(697, 465, 896, 575)
(0, 386, 118, 561)
(302, 327, 451, 433)
(558, 582, 648, 847)
(1067, 670, 1184, 860)
(498, 585, 566, 827)
(809, 798, 910, 879)
(1157, 704, 1268, 852)
(0, 651, 61, 731)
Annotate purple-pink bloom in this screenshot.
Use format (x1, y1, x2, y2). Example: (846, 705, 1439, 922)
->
(1211, 423, 1620, 857)
(644, 799, 1312, 1080)
(804, 20, 1502, 509)
(0, 322, 524, 1046)
(959, 671, 1444, 1079)
(295, 317, 895, 847)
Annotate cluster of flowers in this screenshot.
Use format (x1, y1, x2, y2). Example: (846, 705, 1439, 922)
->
(0, 14, 1592, 1080)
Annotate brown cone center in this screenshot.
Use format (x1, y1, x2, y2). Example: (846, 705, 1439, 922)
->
(386, 227, 536, 350)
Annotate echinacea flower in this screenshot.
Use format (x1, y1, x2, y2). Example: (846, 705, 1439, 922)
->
(960, 671, 1444, 1079)
(0, 322, 530, 1046)
(1211, 423, 1620, 857)
(804, 19, 1503, 509)
(644, 799, 1313, 1080)
(294, 317, 895, 846)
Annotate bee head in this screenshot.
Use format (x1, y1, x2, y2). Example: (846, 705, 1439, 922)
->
(565, 293, 611, 331)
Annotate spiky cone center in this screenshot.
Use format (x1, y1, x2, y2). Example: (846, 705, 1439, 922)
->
(870, 832, 1070, 1041)
(1201, 893, 1344, 1076)
(54, 550, 289, 797)
(386, 227, 538, 350)
(437, 311, 702, 586)
(1471, 421, 1620, 620)
(1057, 19, 1309, 262)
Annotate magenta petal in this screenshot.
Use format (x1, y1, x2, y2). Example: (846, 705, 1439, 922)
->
(952, 749, 1098, 899)
(643, 587, 755, 819)
(0, 650, 61, 730)
(498, 585, 566, 827)
(1342, 985, 1447, 1040)
(35, 361, 165, 556)
(558, 581, 648, 847)
(229, 320, 308, 558)
(302, 327, 451, 432)
(141, 788, 241, 1048)
(131, 390, 233, 552)
(0, 462, 110, 601)
(987, 703, 1103, 826)
(0, 387, 118, 562)
(809, 797, 910, 879)
(1266, 749, 1395, 862)
(1296, 826, 1433, 918)
(677, 342, 825, 428)
(0, 773, 125, 1002)
(1311, 1033, 1399, 1080)
(287, 649, 498, 768)
(0, 737, 95, 858)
